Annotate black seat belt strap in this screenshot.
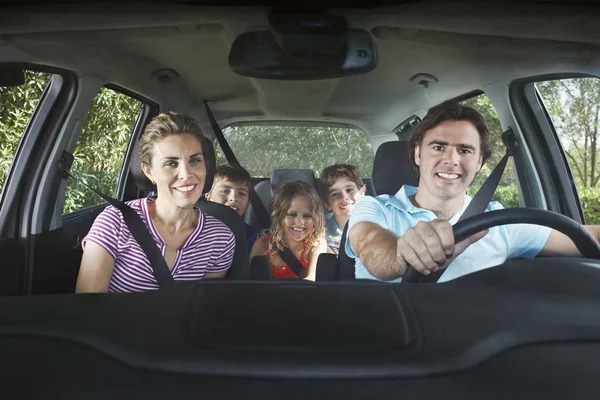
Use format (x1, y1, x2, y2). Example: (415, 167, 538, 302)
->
(204, 100, 272, 231)
(273, 246, 308, 279)
(58, 152, 174, 288)
(458, 128, 518, 221)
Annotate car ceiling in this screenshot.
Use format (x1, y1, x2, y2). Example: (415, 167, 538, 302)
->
(1, 1, 600, 138)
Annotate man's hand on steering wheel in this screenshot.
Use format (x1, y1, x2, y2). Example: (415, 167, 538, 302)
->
(396, 220, 488, 276)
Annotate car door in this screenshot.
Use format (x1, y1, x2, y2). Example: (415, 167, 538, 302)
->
(31, 86, 156, 294)
(0, 65, 75, 296)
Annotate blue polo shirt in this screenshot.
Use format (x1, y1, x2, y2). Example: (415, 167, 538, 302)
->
(345, 185, 552, 282)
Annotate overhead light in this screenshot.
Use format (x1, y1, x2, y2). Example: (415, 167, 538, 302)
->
(409, 73, 438, 89)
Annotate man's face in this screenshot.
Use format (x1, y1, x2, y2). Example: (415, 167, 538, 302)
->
(414, 120, 483, 201)
(205, 178, 250, 216)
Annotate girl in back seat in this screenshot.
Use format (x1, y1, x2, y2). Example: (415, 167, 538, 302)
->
(250, 181, 330, 281)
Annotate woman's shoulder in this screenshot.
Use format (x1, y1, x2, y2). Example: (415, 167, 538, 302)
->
(100, 197, 147, 218)
(201, 213, 235, 239)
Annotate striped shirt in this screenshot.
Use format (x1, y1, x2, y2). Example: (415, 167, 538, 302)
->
(82, 197, 235, 293)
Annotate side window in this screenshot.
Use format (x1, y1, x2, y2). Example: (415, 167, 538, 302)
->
(62, 87, 142, 215)
(460, 94, 519, 208)
(0, 70, 51, 194)
(536, 77, 600, 224)
(214, 125, 374, 179)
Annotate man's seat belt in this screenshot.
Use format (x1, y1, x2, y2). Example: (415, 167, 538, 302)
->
(203, 100, 307, 279)
(58, 152, 174, 288)
(404, 128, 518, 283)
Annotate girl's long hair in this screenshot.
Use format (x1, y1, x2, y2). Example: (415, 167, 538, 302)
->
(267, 181, 326, 257)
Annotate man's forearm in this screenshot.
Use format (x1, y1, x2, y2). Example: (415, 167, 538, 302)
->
(354, 227, 404, 280)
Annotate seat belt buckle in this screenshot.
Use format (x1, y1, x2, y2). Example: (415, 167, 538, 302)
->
(502, 128, 518, 156)
(58, 150, 75, 180)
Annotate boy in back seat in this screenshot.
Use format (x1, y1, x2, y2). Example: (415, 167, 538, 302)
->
(205, 163, 259, 250)
(318, 164, 366, 254)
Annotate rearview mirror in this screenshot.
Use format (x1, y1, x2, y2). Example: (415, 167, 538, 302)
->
(228, 12, 378, 80)
(0, 66, 26, 87)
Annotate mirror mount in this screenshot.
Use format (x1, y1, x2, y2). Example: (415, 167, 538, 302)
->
(0, 65, 26, 87)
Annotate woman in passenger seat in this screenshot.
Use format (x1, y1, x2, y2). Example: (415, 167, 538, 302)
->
(76, 112, 235, 293)
(250, 181, 330, 281)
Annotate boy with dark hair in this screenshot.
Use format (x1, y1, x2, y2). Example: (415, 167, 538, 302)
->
(206, 163, 258, 250)
(318, 164, 366, 254)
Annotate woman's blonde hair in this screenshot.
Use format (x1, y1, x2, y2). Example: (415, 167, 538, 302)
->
(268, 181, 326, 257)
(139, 111, 205, 166)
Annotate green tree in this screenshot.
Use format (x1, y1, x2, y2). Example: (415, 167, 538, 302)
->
(537, 78, 600, 189)
(63, 88, 141, 214)
(0, 70, 51, 192)
(215, 125, 374, 178)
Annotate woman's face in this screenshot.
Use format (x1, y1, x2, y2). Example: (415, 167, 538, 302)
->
(142, 134, 206, 209)
(282, 196, 315, 244)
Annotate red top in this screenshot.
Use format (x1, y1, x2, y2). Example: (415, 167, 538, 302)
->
(262, 235, 309, 279)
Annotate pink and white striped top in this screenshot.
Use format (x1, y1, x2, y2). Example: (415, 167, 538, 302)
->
(83, 197, 235, 293)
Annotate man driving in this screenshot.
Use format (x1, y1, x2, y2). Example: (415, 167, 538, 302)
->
(346, 102, 600, 282)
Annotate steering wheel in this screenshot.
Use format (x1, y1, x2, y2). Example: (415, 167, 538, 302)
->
(401, 208, 600, 283)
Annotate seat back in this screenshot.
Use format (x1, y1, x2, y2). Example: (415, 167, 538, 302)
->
(315, 253, 339, 281)
(245, 169, 317, 230)
(336, 140, 418, 281)
(130, 137, 249, 280)
(371, 140, 418, 195)
(250, 255, 271, 280)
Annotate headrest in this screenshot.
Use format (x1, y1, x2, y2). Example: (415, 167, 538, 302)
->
(130, 136, 216, 194)
(270, 169, 316, 195)
(371, 141, 418, 196)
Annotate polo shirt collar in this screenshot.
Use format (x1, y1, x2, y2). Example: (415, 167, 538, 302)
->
(384, 185, 473, 224)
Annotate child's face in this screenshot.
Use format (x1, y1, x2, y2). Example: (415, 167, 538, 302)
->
(283, 196, 315, 243)
(205, 178, 250, 217)
(327, 177, 365, 218)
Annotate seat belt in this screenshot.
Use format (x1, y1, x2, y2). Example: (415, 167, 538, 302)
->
(58, 151, 174, 288)
(203, 100, 307, 278)
(404, 128, 518, 283)
(203, 100, 271, 231)
(458, 128, 518, 221)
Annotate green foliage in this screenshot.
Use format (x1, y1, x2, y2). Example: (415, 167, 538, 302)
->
(0, 71, 51, 192)
(578, 187, 600, 225)
(63, 88, 141, 214)
(215, 125, 374, 178)
(537, 78, 600, 189)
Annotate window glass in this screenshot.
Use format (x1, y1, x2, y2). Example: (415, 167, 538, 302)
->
(63, 87, 141, 214)
(460, 94, 519, 208)
(536, 77, 600, 224)
(0, 70, 51, 193)
(214, 125, 374, 178)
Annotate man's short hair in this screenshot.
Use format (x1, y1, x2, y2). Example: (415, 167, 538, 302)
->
(317, 164, 366, 204)
(408, 101, 493, 177)
(211, 163, 252, 192)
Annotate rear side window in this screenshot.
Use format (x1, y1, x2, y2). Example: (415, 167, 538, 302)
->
(62, 87, 142, 215)
(214, 125, 374, 178)
(0, 70, 51, 194)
